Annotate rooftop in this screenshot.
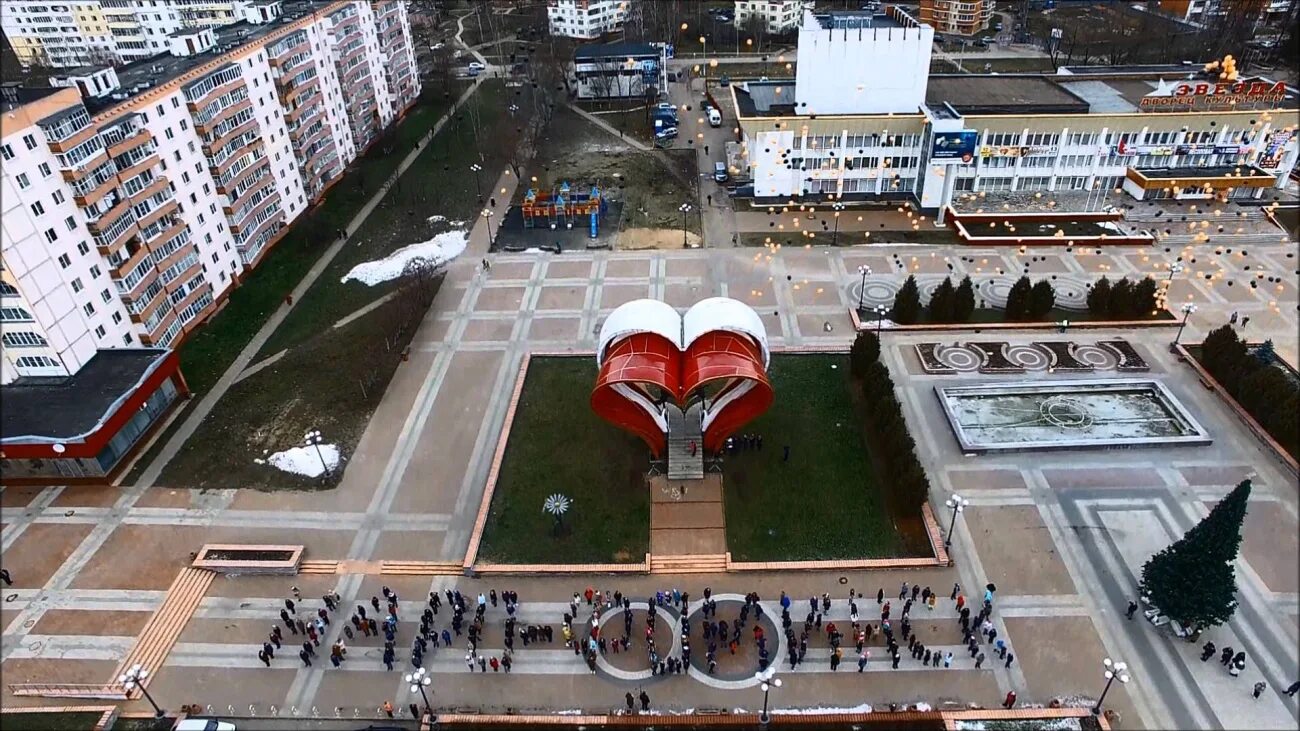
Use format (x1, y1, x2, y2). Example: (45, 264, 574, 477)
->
(810, 11, 905, 30)
(733, 80, 798, 117)
(81, 0, 321, 115)
(0, 83, 61, 114)
(573, 42, 661, 62)
(926, 75, 1090, 115)
(1, 349, 171, 443)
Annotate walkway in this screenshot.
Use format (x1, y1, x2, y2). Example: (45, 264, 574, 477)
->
(133, 78, 488, 489)
(563, 103, 653, 152)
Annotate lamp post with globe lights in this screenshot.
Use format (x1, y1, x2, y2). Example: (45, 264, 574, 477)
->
(831, 202, 846, 246)
(679, 203, 692, 248)
(119, 664, 165, 718)
(405, 666, 433, 716)
(756, 667, 782, 724)
(873, 304, 888, 334)
(304, 429, 329, 479)
(856, 265, 871, 312)
(944, 494, 969, 549)
(1092, 657, 1130, 716)
(1173, 302, 1197, 346)
(470, 163, 483, 202)
(482, 208, 496, 246)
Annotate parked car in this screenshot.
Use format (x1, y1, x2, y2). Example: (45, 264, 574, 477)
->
(468, 61, 486, 71)
(176, 720, 236, 731)
(713, 162, 729, 183)
(707, 106, 722, 127)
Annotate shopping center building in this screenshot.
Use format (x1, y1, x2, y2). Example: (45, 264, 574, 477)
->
(730, 7, 1299, 211)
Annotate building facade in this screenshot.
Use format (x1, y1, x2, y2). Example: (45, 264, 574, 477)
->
(1, 0, 421, 384)
(570, 42, 666, 100)
(547, 0, 630, 40)
(918, 0, 994, 36)
(732, 8, 1299, 208)
(733, 0, 813, 33)
(1, 0, 276, 68)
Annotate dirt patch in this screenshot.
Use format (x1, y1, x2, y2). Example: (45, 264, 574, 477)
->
(619, 227, 702, 250)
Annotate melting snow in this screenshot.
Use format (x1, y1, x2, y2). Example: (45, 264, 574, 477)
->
(772, 704, 873, 715)
(341, 230, 467, 286)
(264, 443, 340, 478)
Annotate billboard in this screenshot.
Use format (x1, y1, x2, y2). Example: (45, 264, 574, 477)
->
(931, 131, 978, 163)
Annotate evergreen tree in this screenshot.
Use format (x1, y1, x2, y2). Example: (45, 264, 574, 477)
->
(890, 275, 923, 325)
(850, 331, 881, 378)
(953, 276, 976, 323)
(1253, 339, 1277, 365)
(928, 277, 956, 323)
(1139, 480, 1251, 632)
(1133, 276, 1160, 317)
(1004, 276, 1033, 321)
(1028, 279, 1056, 320)
(1108, 277, 1135, 319)
(1087, 276, 1112, 318)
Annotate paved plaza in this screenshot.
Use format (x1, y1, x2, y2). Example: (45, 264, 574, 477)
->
(2, 229, 1298, 726)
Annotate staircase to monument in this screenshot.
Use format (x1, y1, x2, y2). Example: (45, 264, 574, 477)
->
(666, 402, 704, 480)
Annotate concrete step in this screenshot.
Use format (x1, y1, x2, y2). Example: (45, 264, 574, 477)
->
(112, 567, 213, 697)
(649, 553, 728, 574)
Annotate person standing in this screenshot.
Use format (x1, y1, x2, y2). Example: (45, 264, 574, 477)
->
(299, 649, 312, 667)
(258, 649, 270, 667)
(1201, 641, 1216, 662)
(975, 651, 986, 669)
(951, 583, 960, 601)
(383, 700, 394, 718)
(1253, 681, 1267, 699)
(1003, 691, 1017, 709)
(639, 690, 651, 712)
(782, 445, 790, 462)
(1126, 600, 1139, 620)
(626, 692, 635, 713)
(1004, 652, 1015, 669)
(0, 568, 12, 586)
(1221, 646, 1235, 666)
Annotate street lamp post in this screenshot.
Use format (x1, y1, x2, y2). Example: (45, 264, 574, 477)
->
(1166, 261, 1184, 283)
(405, 667, 433, 716)
(873, 304, 888, 334)
(755, 667, 782, 724)
(119, 664, 165, 718)
(699, 36, 708, 81)
(831, 202, 846, 246)
(470, 163, 483, 202)
(1173, 302, 1197, 346)
(944, 493, 969, 549)
(1092, 657, 1130, 716)
(304, 429, 329, 479)
(482, 208, 496, 246)
(679, 203, 692, 248)
(856, 265, 871, 312)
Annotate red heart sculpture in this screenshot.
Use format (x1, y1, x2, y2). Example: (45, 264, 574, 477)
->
(591, 298, 773, 458)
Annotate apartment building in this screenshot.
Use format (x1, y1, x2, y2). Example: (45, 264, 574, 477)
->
(0, 0, 421, 480)
(547, 0, 630, 40)
(732, 9, 1299, 208)
(1156, 0, 1294, 26)
(733, 0, 813, 33)
(2, 0, 268, 68)
(918, 0, 993, 36)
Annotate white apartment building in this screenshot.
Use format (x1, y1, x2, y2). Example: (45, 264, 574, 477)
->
(732, 8, 1299, 208)
(1, 0, 421, 383)
(2, 0, 273, 68)
(733, 0, 813, 33)
(547, 0, 629, 40)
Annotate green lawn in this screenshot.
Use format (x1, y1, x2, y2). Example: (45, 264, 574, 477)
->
(178, 86, 467, 395)
(723, 353, 911, 561)
(477, 357, 650, 564)
(1, 711, 105, 730)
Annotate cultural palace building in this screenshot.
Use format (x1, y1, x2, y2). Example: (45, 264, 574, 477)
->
(730, 6, 1299, 212)
(0, 0, 420, 481)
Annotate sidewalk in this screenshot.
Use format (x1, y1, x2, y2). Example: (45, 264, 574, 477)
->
(132, 79, 487, 488)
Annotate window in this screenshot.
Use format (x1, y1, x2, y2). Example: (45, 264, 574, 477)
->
(95, 324, 106, 338)
(71, 277, 84, 293)
(155, 104, 164, 117)
(16, 355, 60, 369)
(38, 162, 51, 177)
(101, 288, 112, 303)
(1, 306, 34, 322)
(57, 253, 72, 268)
(1016, 176, 1051, 191)
(45, 228, 59, 243)
(30, 201, 46, 216)
(172, 96, 180, 108)
(0, 144, 13, 160)
(52, 189, 66, 204)
(112, 311, 122, 324)
(67, 216, 79, 231)
(165, 127, 175, 140)
(83, 301, 95, 316)
(23, 133, 37, 150)
(180, 119, 188, 131)
(17, 173, 31, 189)
(123, 333, 133, 345)
(90, 264, 101, 278)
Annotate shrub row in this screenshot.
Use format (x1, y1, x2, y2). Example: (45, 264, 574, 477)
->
(850, 331, 930, 512)
(1198, 325, 1299, 459)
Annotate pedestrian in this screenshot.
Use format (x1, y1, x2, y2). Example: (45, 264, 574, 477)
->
(951, 583, 960, 601)
(299, 649, 311, 666)
(285, 598, 296, 613)
(877, 588, 884, 604)
(899, 582, 908, 601)
(490, 656, 500, 672)
(383, 700, 394, 718)
(1003, 691, 1017, 709)
(258, 649, 270, 667)
(263, 641, 276, 659)
(975, 651, 985, 669)
(858, 650, 868, 672)
(0, 568, 11, 586)
(1126, 600, 1138, 620)
(1201, 641, 1216, 662)
(1221, 646, 1235, 665)
(1004, 652, 1015, 669)
(782, 445, 790, 462)
(640, 691, 651, 711)
(1254, 681, 1267, 699)
(1285, 680, 1300, 697)
(927, 594, 937, 611)
(943, 651, 953, 668)
(291, 586, 301, 601)
(626, 692, 635, 713)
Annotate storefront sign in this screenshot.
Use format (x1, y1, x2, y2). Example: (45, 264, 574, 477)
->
(1139, 80, 1287, 111)
(979, 145, 1058, 158)
(1114, 143, 1175, 156)
(1176, 144, 1216, 155)
(931, 130, 978, 162)
(1214, 144, 1241, 154)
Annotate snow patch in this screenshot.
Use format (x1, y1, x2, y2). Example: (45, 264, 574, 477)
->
(264, 443, 340, 478)
(1099, 221, 1127, 233)
(341, 230, 467, 286)
(772, 703, 873, 715)
(914, 702, 932, 711)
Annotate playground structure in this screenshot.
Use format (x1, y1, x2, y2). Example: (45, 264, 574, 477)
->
(522, 182, 607, 238)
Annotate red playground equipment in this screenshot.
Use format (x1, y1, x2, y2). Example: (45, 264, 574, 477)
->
(521, 181, 606, 237)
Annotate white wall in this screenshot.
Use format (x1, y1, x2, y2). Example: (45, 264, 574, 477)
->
(793, 12, 932, 115)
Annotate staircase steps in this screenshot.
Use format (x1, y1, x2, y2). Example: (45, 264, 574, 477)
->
(381, 561, 464, 576)
(666, 402, 704, 480)
(111, 567, 214, 696)
(649, 553, 728, 574)
(8, 683, 128, 699)
(298, 560, 341, 574)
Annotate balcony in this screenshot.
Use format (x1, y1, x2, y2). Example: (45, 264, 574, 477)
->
(216, 157, 270, 196)
(105, 127, 152, 159)
(186, 77, 245, 114)
(114, 152, 160, 186)
(73, 171, 119, 209)
(137, 199, 180, 233)
(229, 195, 280, 235)
(211, 137, 263, 178)
(269, 38, 309, 66)
(196, 97, 254, 136)
(46, 123, 98, 154)
(87, 196, 134, 236)
(111, 244, 155, 294)
(278, 75, 321, 107)
(202, 117, 259, 157)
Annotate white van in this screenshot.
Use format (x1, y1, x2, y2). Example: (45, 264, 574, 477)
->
(707, 106, 722, 127)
